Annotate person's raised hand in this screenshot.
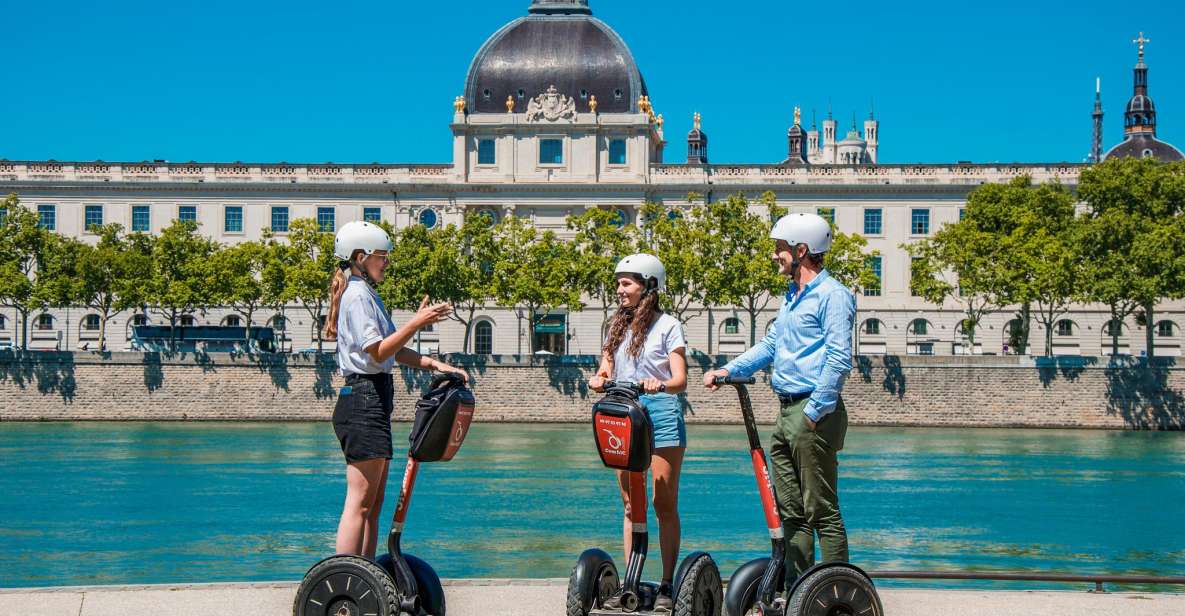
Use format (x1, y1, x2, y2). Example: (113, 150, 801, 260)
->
(413, 295, 452, 328)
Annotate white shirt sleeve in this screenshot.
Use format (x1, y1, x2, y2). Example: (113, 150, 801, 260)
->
(664, 316, 686, 353)
(346, 293, 385, 353)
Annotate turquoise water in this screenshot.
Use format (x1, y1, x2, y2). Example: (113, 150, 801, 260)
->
(1, 422, 1184, 589)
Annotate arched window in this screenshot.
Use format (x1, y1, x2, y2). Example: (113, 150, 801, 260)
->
(82, 314, 100, 331)
(37, 314, 54, 330)
(1056, 320, 1075, 337)
(418, 208, 439, 229)
(132, 314, 148, 327)
(270, 315, 287, 332)
(0, 314, 7, 330)
(223, 315, 242, 327)
(474, 320, 494, 355)
(908, 319, 930, 336)
(179, 314, 196, 327)
(1103, 320, 1125, 337)
(1157, 321, 1177, 338)
(723, 318, 740, 335)
(863, 319, 883, 336)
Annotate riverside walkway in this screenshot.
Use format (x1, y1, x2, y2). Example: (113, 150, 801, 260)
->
(3, 579, 1183, 616)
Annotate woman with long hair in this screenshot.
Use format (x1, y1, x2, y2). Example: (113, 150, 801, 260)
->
(588, 253, 689, 612)
(324, 221, 467, 558)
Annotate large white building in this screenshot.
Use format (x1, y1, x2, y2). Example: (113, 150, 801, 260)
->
(1, 0, 1181, 357)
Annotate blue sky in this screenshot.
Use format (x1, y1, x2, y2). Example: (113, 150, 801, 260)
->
(2, 0, 1182, 164)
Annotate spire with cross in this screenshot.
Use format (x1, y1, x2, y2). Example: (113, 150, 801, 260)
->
(1133, 32, 1150, 63)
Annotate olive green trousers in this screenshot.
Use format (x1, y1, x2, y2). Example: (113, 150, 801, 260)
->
(769, 396, 849, 586)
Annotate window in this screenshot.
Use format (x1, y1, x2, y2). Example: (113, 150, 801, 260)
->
(911, 209, 930, 235)
(37, 314, 54, 330)
(910, 257, 923, 296)
(863, 208, 882, 235)
(959, 208, 966, 221)
(419, 208, 439, 229)
(477, 139, 496, 165)
(317, 207, 335, 232)
(84, 204, 104, 230)
(864, 319, 882, 335)
(363, 207, 382, 224)
(224, 206, 243, 233)
(178, 205, 197, 223)
(224, 315, 242, 327)
(132, 314, 148, 327)
(0, 205, 7, 224)
(724, 318, 740, 335)
(477, 208, 498, 227)
(608, 139, 627, 165)
(271, 206, 289, 233)
(918, 343, 934, 356)
(38, 204, 56, 230)
(1104, 320, 1123, 337)
(864, 256, 882, 297)
(1157, 321, 1175, 337)
(271, 315, 287, 332)
(0, 314, 7, 329)
(1056, 320, 1074, 337)
(474, 320, 493, 355)
(539, 139, 563, 165)
(82, 314, 100, 331)
(909, 319, 928, 336)
(132, 205, 151, 232)
(179, 315, 196, 327)
(816, 208, 835, 225)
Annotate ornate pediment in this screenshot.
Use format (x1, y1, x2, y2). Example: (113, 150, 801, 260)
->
(525, 85, 577, 123)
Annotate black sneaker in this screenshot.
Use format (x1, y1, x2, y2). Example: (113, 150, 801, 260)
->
(601, 593, 623, 610)
(654, 583, 674, 612)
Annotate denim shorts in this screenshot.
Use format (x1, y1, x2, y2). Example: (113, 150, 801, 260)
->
(640, 393, 686, 449)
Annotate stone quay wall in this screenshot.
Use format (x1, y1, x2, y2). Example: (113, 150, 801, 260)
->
(1, 352, 1182, 429)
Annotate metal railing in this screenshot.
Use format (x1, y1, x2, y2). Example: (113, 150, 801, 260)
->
(869, 570, 1185, 592)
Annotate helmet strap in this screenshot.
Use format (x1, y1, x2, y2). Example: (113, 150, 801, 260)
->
(351, 253, 378, 288)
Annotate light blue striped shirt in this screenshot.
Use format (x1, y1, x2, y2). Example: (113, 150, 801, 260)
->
(723, 270, 856, 422)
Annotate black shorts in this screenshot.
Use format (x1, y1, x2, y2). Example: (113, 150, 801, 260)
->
(333, 373, 396, 463)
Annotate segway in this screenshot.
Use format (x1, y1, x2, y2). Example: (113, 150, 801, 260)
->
(294, 374, 476, 616)
(715, 376, 882, 616)
(567, 380, 723, 616)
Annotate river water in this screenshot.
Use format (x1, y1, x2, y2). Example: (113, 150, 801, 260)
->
(1, 422, 1183, 589)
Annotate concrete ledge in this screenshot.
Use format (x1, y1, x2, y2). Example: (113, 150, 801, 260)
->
(1, 581, 1183, 616)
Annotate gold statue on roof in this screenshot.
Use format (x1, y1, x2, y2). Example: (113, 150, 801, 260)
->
(589, 94, 598, 114)
(453, 96, 466, 113)
(693, 112, 702, 131)
(656, 113, 664, 128)
(506, 95, 515, 113)
(794, 106, 802, 127)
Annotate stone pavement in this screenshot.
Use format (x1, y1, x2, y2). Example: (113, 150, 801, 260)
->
(2, 579, 1183, 616)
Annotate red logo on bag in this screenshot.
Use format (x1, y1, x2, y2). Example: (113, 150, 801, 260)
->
(595, 413, 632, 469)
(442, 402, 475, 462)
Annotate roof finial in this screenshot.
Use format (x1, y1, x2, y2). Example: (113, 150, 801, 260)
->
(811, 109, 817, 130)
(869, 98, 876, 121)
(1133, 31, 1150, 63)
(693, 111, 701, 130)
(793, 106, 802, 127)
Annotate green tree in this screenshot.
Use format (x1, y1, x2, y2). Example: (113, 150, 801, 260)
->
(67, 225, 149, 351)
(826, 231, 879, 293)
(1079, 157, 1185, 359)
(146, 220, 219, 348)
(567, 207, 636, 338)
(491, 215, 581, 354)
(259, 232, 293, 351)
(636, 200, 711, 325)
(0, 195, 49, 349)
(282, 218, 337, 352)
(442, 212, 500, 352)
(905, 222, 998, 352)
(210, 240, 269, 344)
(703, 192, 787, 346)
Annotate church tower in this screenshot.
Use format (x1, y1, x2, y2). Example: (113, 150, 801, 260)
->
(807, 110, 820, 159)
(863, 107, 879, 164)
(821, 108, 837, 164)
(784, 107, 808, 165)
(1102, 32, 1183, 162)
(687, 112, 708, 164)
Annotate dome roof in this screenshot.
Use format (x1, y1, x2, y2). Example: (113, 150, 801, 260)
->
(838, 128, 866, 146)
(1126, 94, 1156, 114)
(464, 1, 647, 114)
(1104, 134, 1184, 162)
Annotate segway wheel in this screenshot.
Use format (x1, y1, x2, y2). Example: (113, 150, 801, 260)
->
(293, 555, 401, 616)
(673, 553, 723, 616)
(376, 553, 446, 616)
(785, 565, 883, 616)
(724, 557, 770, 616)
(566, 548, 619, 616)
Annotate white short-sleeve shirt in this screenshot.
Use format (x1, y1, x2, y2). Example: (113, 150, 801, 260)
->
(336, 277, 397, 375)
(611, 313, 687, 384)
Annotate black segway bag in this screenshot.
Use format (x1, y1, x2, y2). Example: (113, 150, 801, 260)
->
(592, 387, 652, 472)
(409, 373, 476, 462)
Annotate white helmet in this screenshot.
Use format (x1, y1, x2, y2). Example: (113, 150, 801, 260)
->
(615, 253, 666, 292)
(334, 221, 392, 262)
(770, 213, 833, 254)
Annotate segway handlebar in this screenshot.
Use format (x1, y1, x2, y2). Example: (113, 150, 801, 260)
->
(713, 376, 756, 385)
(603, 380, 667, 394)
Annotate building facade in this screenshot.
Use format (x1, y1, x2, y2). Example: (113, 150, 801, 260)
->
(1, 1, 1182, 357)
